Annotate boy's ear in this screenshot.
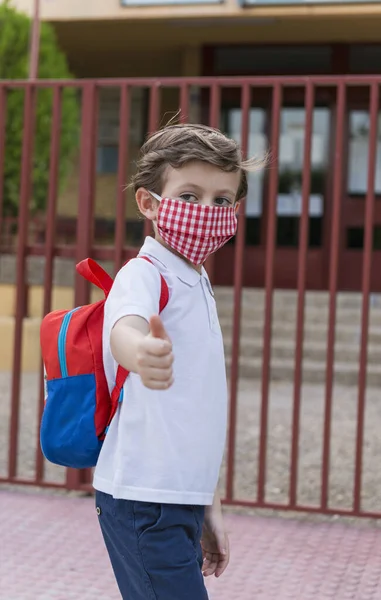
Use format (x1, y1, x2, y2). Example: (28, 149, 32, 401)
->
(234, 201, 241, 215)
(136, 188, 159, 220)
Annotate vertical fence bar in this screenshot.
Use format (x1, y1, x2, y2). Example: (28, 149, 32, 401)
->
(0, 85, 6, 236)
(144, 83, 161, 238)
(209, 82, 221, 128)
(35, 86, 62, 484)
(257, 83, 282, 505)
(28, 0, 41, 80)
(226, 83, 251, 502)
(148, 83, 160, 134)
(179, 82, 189, 123)
(66, 82, 98, 491)
(289, 82, 315, 508)
(206, 83, 221, 283)
(114, 84, 131, 273)
(74, 83, 98, 305)
(321, 82, 346, 511)
(353, 82, 379, 515)
(43, 90, 62, 299)
(8, 84, 36, 479)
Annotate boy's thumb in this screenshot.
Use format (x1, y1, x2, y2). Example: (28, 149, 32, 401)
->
(149, 315, 170, 342)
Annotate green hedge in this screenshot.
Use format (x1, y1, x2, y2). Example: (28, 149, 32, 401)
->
(0, 0, 79, 216)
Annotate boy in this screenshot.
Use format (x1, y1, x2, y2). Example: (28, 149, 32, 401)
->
(93, 123, 260, 599)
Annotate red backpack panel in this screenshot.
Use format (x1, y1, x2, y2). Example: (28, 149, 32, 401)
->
(40, 257, 169, 468)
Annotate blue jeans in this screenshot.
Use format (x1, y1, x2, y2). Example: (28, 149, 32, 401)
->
(95, 490, 209, 599)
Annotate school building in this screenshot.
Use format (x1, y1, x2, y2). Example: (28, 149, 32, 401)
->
(9, 0, 381, 295)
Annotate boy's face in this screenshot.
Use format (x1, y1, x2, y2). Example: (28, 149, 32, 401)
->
(135, 161, 241, 271)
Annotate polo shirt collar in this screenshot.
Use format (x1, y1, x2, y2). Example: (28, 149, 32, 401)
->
(139, 236, 210, 288)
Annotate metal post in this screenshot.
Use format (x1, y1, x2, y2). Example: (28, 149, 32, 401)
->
(29, 0, 41, 80)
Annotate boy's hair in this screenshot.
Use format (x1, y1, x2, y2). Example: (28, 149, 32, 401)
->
(131, 123, 264, 201)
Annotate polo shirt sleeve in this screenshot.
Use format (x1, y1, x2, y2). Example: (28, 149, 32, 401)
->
(105, 258, 162, 330)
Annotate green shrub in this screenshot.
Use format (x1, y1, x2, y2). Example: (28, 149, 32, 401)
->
(0, 0, 79, 216)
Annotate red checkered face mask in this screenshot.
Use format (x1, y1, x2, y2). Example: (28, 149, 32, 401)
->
(150, 192, 238, 265)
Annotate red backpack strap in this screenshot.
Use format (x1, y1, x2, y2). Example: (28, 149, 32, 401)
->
(76, 258, 113, 298)
(104, 256, 169, 437)
(139, 256, 169, 312)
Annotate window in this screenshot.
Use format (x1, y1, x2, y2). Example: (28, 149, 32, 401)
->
(243, 0, 372, 5)
(214, 45, 332, 76)
(347, 110, 381, 195)
(277, 217, 323, 248)
(349, 45, 381, 74)
(97, 146, 118, 174)
(346, 226, 381, 250)
(96, 87, 146, 175)
(121, 0, 221, 4)
(276, 108, 330, 248)
(225, 108, 266, 246)
(225, 106, 330, 247)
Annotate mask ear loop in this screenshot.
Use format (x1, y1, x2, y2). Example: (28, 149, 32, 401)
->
(234, 201, 241, 215)
(149, 191, 162, 202)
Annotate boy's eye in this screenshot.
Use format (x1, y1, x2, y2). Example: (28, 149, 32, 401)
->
(214, 197, 232, 207)
(179, 194, 198, 203)
(177, 194, 233, 207)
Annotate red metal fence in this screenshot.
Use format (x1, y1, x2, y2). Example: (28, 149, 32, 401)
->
(1, 77, 381, 518)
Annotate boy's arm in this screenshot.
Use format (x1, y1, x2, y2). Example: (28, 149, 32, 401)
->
(111, 315, 174, 390)
(202, 490, 230, 578)
(205, 490, 225, 535)
(111, 315, 149, 373)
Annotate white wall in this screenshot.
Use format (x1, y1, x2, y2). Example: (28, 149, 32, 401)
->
(11, 0, 33, 16)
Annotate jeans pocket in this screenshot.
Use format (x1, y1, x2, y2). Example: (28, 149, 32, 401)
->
(95, 490, 115, 518)
(133, 501, 163, 540)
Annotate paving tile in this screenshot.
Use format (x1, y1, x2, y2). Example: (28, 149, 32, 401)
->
(2, 490, 381, 599)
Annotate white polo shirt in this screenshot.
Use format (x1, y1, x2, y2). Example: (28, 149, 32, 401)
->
(93, 237, 228, 506)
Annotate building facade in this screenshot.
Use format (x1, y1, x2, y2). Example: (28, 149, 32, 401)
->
(13, 0, 381, 290)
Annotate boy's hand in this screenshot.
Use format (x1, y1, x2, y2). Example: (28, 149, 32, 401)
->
(201, 498, 230, 578)
(136, 315, 174, 390)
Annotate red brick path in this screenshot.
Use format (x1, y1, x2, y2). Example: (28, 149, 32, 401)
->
(2, 489, 381, 599)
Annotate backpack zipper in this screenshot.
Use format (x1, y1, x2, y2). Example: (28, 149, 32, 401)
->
(58, 307, 81, 377)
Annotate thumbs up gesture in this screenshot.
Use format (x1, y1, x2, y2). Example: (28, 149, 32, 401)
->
(136, 315, 174, 390)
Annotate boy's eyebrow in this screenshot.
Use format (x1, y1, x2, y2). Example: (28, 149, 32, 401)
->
(216, 189, 236, 198)
(175, 183, 236, 197)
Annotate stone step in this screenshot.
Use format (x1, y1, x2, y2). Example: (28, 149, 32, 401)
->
(216, 305, 381, 326)
(214, 288, 381, 310)
(225, 356, 381, 386)
(223, 338, 380, 364)
(219, 317, 381, 345)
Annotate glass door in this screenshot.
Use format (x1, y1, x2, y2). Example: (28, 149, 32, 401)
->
(340, 108, 381, 291)
(219, 104, 331, 289)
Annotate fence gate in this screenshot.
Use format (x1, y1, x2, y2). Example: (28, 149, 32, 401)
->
(1, 76, 381, 518)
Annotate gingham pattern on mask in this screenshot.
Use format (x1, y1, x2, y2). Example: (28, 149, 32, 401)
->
(157, 197, 237, 265)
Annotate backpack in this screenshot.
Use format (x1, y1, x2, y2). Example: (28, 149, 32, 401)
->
(40, 256, 169, 469)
